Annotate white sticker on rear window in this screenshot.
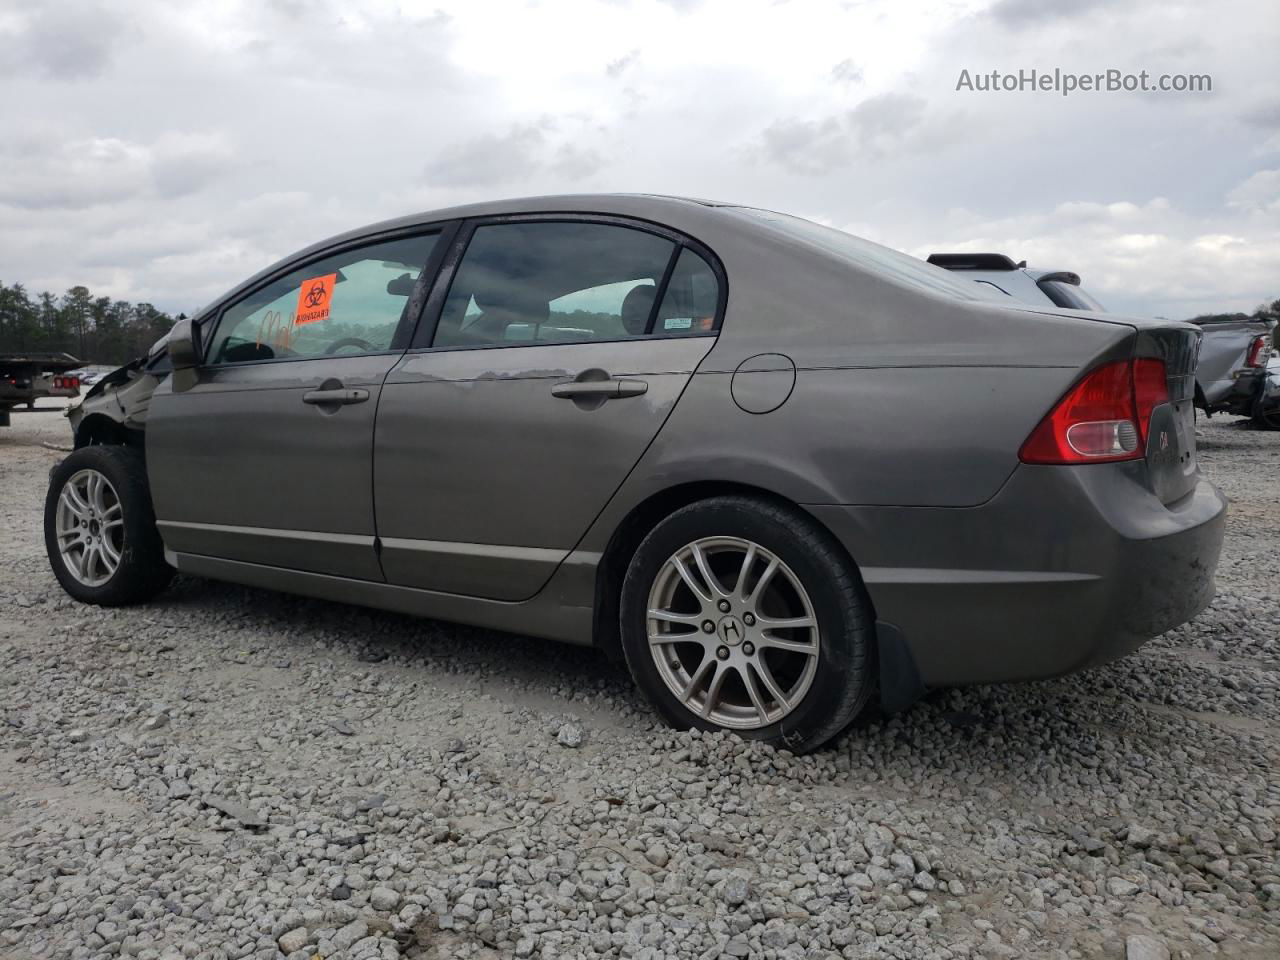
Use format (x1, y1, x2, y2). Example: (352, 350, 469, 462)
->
(664, 317, 693, 330)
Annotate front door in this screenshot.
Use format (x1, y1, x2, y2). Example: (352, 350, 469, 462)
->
(374, 217, 723, 600)
(147, 229, 444, 580)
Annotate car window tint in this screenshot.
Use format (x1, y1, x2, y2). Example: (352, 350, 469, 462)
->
(433, 222, 675, 348)
(207, 234, 438, 364)
(654, 248, 721, 335)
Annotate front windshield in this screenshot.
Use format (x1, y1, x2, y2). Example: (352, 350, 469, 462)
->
(732, 207, 1005, 303)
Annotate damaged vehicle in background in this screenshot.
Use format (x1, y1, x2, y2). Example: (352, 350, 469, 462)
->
(47, 195, 1226, 753)
(1189, 315, 1277, 428)
(929, 252, 1280, 429)
(1, 352, 80, 425)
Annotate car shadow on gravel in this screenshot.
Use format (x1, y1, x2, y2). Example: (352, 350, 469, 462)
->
(1197, 418, 1276, 447)
(154, 573, 1240, 770)
(156, 574, 641, 702)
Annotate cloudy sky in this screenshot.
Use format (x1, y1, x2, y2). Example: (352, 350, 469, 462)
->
(1, 0, 1276, 319)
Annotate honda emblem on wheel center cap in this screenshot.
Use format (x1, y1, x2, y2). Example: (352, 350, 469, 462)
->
(717, 615, 745, 646)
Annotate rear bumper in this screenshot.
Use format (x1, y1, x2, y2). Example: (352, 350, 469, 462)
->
(807, 463, 1227, 687)
(1202, 371, 1264, 415)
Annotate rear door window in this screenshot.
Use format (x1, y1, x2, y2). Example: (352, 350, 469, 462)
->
(432, 221, 688, 348)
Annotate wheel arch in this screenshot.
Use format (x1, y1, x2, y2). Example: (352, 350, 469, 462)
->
(591, 479, 874, 662)
(74, 413, 142, 450)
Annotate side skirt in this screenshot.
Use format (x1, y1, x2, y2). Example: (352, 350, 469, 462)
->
(165, 549, 597, 646)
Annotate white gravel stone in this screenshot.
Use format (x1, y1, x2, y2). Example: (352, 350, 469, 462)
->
(1107, 876, 1141, 897)
(1126, 934, 1171, 960)
(370, 886, 400, 911)
(0, 407, 1276, 960)
(556, 722, 584, 748)
(278, 927, 309, 954)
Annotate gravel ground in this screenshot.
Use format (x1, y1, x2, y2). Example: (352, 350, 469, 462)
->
(2, 399, 1277, 960)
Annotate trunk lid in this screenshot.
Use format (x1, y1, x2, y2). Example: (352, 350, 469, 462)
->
(1136, 323, 1201, 505)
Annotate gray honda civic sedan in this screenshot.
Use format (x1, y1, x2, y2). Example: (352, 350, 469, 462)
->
(47, 194, 1226, 753)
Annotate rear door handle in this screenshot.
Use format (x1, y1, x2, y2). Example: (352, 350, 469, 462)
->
(302, 388, 369, 405)
(551, 378, 648, 399)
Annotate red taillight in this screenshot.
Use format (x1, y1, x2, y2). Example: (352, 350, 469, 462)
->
(1246, 335, 1270, 369)
(1019, 358, 1168, 465)
(1131, 358, 1168, 445)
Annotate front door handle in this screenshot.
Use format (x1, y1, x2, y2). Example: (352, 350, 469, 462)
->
(551, 378, 648, 400)
(302, 387, 369, 405)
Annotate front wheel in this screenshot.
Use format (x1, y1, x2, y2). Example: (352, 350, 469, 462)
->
(619, 496, 875, 753)
(44, 446, 173, 606)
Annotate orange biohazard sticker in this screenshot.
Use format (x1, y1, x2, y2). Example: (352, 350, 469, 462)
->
(294, 273, 336, 325)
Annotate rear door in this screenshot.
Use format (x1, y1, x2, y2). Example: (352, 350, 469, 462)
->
(147, 228, 448, 579)
(373, 216, 723, 600)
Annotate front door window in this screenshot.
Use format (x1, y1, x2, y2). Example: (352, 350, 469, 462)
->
(207, 234, 439, 364)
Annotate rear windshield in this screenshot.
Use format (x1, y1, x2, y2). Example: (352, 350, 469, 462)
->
(1039, 279, 1106, 312)
(732, 207, 1002, 303)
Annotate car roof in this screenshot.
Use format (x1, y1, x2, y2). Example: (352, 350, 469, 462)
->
(345, 193, 736, 236)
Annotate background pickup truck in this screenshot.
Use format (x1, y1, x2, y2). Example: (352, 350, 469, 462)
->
(1191, 316, 1276, 423)
(0, 353, 81, 427)
(927, 253, 1279, 429)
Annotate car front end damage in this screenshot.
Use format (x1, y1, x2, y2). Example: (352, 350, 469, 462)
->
(65, 356, 163, 447)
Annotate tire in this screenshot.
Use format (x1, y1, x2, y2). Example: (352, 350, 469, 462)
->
(619, 496, 875, 754)
(44, 445, 173, 606)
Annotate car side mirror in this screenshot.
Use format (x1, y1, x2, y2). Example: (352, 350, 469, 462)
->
(167, 318, 200, 392)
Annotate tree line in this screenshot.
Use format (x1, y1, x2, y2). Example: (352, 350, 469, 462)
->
(2, 278, 1277, 367)
(0, 281, 182, 366)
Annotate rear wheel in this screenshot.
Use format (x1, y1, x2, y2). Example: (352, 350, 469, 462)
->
(620, 496, 875, 753)
(1254, 408, 1280, 430)
(44, 446, 173, 605)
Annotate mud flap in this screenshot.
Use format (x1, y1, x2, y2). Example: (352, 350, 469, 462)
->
(875, 620, 927, 714)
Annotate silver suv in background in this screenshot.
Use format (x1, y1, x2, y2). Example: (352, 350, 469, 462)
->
(929, 252, 1279, 429)
(925, 253, 1106, 311)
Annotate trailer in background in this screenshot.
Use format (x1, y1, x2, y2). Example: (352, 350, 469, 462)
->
(0, 353, 82, 426)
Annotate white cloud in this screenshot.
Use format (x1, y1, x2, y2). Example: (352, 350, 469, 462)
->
(1226, 169, 1280, 214)
(910, 185, 1280, 317)
(0, 0, 1275, 320)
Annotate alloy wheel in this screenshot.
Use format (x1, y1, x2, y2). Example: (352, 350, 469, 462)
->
(645, 536, 820, 729)
(55, 468, 124, 587)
